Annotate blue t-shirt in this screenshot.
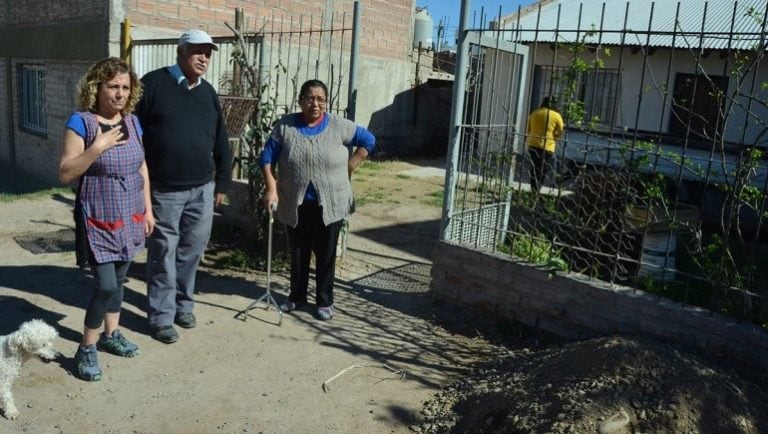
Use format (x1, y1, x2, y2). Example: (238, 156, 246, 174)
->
(259, 113, 376, 201)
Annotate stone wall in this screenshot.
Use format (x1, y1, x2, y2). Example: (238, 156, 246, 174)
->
(431, 240, 768, 376)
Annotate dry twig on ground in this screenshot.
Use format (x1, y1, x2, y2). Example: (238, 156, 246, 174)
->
(322, 363, 407, 393)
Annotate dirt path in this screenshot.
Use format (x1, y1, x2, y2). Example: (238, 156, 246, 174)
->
(0, 160, 507, 433)
(6, 159, 765, 433)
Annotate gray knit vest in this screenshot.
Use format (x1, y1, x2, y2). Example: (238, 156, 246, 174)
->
(274, 113, 357, 227)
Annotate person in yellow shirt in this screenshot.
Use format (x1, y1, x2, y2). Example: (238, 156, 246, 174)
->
(526, 97, 564, 192)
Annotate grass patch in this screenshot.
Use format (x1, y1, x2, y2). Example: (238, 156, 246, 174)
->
(0, 188, 74, 203)
(498, 233, 568, 271)
(421, 189, 444, 208)
(357, 160, 385, 173)
(356, 191, 386, 207)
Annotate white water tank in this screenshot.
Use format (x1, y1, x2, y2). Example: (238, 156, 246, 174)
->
(414, 8, 433, 50)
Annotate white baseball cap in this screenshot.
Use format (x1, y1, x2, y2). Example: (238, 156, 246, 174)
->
(178, 29, 219, 50)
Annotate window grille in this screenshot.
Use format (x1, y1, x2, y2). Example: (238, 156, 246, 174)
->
(532, 65, 620, 127)
(19, 64, 47, 136)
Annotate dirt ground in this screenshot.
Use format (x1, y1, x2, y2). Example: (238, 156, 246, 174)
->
(0, 159, 507, 433)
(2, 159, 768, 434)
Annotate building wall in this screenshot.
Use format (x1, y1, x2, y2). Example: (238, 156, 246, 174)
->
(528, 47, 768, 147)
(120, 0, 419, 130)
(8, 59, 90, 184)
(0, 0, 424, 182)
(0, 0, 109, 181)
(431, 240, 768, 379)
(120, 0, 412, 61)
(0, 57, 9, 163)
(0, 0, 108, 60)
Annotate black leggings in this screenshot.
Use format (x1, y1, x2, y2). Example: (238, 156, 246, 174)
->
(84, 261, 130, 329)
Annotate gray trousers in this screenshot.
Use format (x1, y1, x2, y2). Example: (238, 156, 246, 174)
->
(147, 181, 214, 327)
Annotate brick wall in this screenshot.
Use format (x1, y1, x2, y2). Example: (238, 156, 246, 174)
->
(1, 0, 105, 25)
(431, 241, 768, 378)
(123, 0, 413, 60)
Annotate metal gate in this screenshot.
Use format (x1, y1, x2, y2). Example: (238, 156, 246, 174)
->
(442, 28, 529, 251)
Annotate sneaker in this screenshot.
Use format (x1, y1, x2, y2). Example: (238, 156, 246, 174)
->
(279, 300, 306, 313)
(97, 329, 140, 357)
(151, 325, 179, 344)
(75, 344, 102, 381)
(317, 305, 335, 321)
(174, 312, 197, 329)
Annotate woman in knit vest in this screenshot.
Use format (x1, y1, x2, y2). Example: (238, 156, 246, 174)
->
(259, 79, 376, 320)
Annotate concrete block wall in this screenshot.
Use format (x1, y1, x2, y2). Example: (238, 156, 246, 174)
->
(431, 240, 768, 376)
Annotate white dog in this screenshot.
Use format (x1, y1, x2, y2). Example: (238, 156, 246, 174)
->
(0, 319, 60, 420)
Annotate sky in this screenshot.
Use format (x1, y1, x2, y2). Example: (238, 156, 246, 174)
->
(416, 0, 537, 48)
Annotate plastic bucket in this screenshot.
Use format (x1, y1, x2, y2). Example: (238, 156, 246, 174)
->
(639, 232, 676, 281)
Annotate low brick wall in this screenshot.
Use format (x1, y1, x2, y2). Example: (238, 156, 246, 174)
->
(431, 241, 768, 377)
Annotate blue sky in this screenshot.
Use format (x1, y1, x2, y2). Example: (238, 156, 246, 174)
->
(416, 0, 536, 46)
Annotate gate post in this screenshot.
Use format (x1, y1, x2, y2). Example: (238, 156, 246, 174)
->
(347, 0, 361, 121)
(440, 0, 472, 241)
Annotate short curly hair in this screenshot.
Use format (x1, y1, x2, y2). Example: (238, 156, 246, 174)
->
(75, 57, 142, 114)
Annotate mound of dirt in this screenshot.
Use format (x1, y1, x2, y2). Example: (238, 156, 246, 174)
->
(418, 336, 768, 433)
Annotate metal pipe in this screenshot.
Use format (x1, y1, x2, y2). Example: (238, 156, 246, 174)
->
(121, 18, 131, 64)
(440, 0, 472, 240)
(347, 0, 360, 121)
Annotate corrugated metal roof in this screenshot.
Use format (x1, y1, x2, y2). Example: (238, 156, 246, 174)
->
(500, 0, 768, 49)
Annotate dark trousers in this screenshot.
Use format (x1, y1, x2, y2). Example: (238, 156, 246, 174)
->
(84, 261, 130, 329)
(286, 202, 343, 308)
(529, 147, 556, 192)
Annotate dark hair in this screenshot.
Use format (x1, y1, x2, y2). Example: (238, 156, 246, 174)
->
(299, 79, 328, 100)
(541, 96, 557, 110)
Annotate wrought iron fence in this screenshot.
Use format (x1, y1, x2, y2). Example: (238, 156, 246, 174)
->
(444, 1, 768, 326)
(129, 9, 355, 180)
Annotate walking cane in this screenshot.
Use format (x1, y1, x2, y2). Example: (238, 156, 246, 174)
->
(236, 203, 283, 325)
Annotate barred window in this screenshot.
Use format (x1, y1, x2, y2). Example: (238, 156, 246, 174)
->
(19, 64, 47, 136)
(531, 65, 620, 127)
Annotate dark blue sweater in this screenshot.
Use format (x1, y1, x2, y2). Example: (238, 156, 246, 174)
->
(136, 68, 232, 194)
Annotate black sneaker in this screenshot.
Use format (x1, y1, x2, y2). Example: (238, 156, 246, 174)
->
(151, 325, 178, 344)
(174, 312, 197, 329)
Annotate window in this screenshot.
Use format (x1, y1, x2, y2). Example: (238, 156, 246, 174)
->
(669, 72, 728, 143)
(531, 65, 620, 127)
(19, 64, 47, 135)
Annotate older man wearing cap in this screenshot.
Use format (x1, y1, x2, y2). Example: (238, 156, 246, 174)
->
(136, 29, 232, 344)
